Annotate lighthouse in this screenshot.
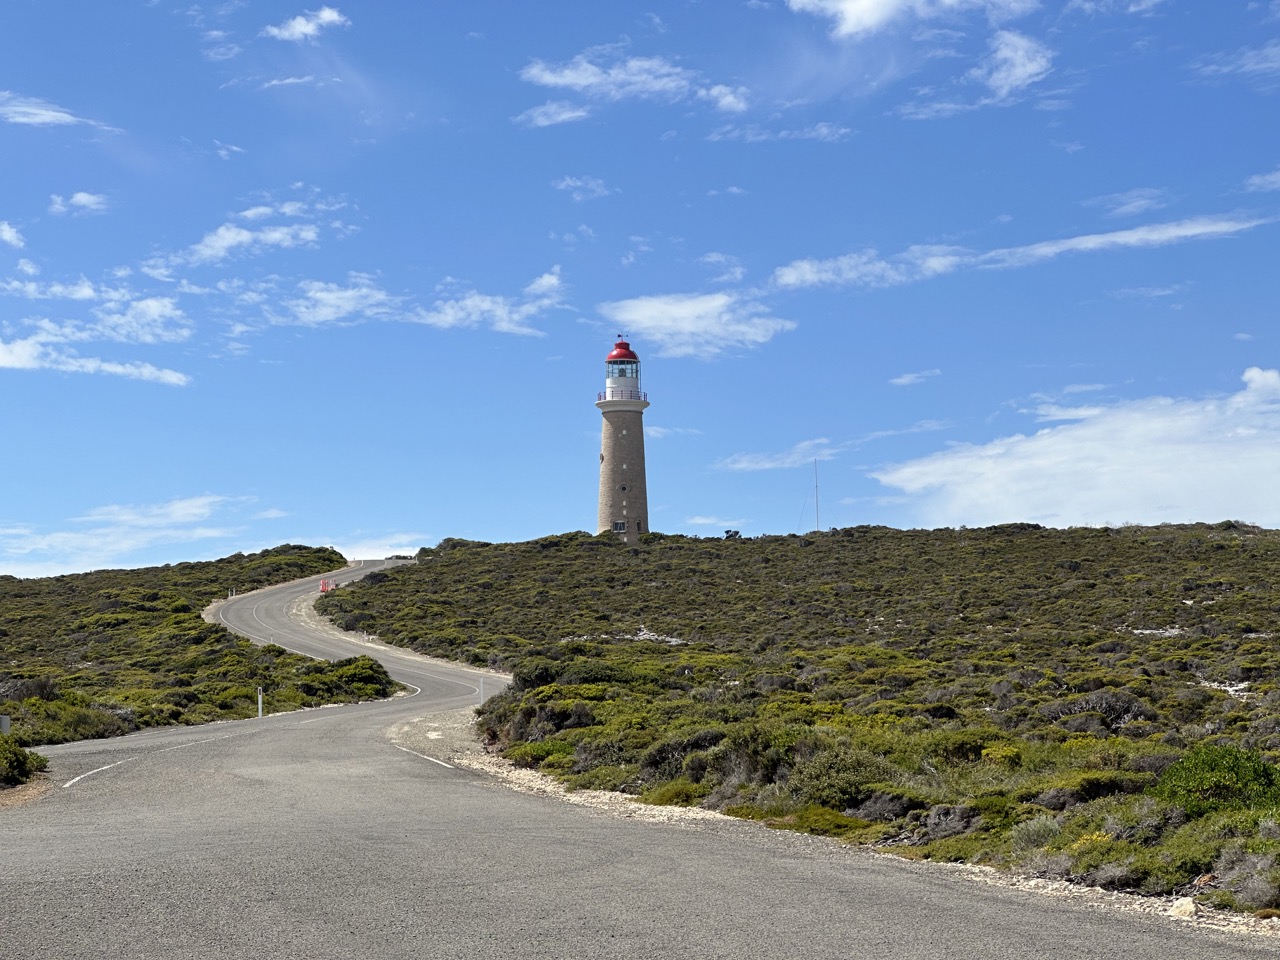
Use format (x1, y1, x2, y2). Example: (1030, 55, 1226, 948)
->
(597, 338, 650, 543)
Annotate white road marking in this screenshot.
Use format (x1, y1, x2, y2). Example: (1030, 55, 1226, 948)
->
(392, 743, 454, 769)
(157, 736, 225, 753)
(63, 757, 137, 788)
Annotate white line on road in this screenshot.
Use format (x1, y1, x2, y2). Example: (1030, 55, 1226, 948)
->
(63, 757, 137, 788)
(392, 743, 455, 769)
(156, 736, 226, 753)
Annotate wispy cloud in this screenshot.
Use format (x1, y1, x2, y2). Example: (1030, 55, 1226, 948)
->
(1086, 187, 1169, 218)
(706, 121, 852, 142)
(519, 47, 750, 119)
(700, 252, 746, 284)
(0, 91, 109, 128)
(1246, 166, 1280, 192)
(980, 215, 1267, 268)
(185, 222, 320, 265)
(772, 214, 1271, 289)
(720, 438, 840, 471)
(261, 6, 350, 43)
(773, 244, 966, 289)
(860, 419, 950, 442)
(890, 368, 941, 386)
(1067, 0, 1168, 12)
(552, 175, 615, 201)
(0, 335, 189, 386)
(685, 515, 748, 528)
(786, 0, 1038, 38)
(275, 273, 399, 326)
(0, 221, 23, 248)
(514, 101, 591, 127)
(0, 495, 242, 577)
(873, 367, 1280, 528)
(1196, 40, 1280, 83)
(967, 30, 1053, 99)
(598, 291, 795, 357)
(411, 267, 565, 336)
(49, 192, 108, 216)
(262, 76, 318, 89)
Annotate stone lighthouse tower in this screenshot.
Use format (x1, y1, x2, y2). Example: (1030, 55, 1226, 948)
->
(597, 338, 650, 543)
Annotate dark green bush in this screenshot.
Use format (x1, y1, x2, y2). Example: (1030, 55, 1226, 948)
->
(0, 734, 48, 786)
(1151, 744, 1280, 816)
(788, 745, 896, 811)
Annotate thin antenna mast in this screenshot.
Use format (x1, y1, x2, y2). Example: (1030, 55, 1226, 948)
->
(814, 458, 820, 532)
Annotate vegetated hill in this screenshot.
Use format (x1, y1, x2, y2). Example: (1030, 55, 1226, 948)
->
(317, 522, 1280, 911)
(0, 544, 396, 754)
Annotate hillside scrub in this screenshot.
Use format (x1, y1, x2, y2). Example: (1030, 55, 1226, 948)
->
(317, 522, 1280, 910)
(0, 545, 398, 751)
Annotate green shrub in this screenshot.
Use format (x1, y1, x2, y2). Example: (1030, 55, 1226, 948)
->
(1151, 744, 1280, 816)
(504, 738, 574, 768)
(1010, 814, 1060, 852)
(0, 734, 48, 786)
(788, 745, 896, 811)
(640, 777, 711, 806)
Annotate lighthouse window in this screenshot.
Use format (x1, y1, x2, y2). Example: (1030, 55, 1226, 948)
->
(619, 484, 628, 492)
(613, 521, 627, 533)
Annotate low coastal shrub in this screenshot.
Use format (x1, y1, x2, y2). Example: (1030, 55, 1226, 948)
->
(0, 734, 48, 786)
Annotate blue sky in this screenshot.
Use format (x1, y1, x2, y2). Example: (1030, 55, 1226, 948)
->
(2, 1, 1279, 576)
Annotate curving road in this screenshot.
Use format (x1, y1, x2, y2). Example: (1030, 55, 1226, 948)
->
(0, 562, 1273, 959)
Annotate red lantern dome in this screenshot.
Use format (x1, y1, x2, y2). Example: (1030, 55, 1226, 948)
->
(606, 339, 638, 361)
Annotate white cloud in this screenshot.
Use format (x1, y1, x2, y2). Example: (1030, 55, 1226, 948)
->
(519, 49, 750, 116)
(1086, 187, 1168, 218)
(0, 334, 188, 386)
(0, 91, 106, 127)
(1067, 0, 1167, 13)
(16, 259, 38, 276)
(873, 368, 1280, 528)
(49, 192, 108, 216)
(597, 291, 795, 357)
(277, 274, 398, 326)
(773, 244, 965, 288)
(979, 215, 1269, 268)
(968, 30, 1053, 99)
(890, 368, 941, 386)
(1246, 166, 1280, 192)
(411, 267, 565, 336)
(685, 515, 748, 527)
(261, 6, 350, 42)
(698, 84, 750, 112)
(786, 0, 1038, 38)
(772, 214, 1271, 289)
(186, 222, 319, 264)
(522, 52, 698, 101)
(552, 175, 614, 201)
(329, 533, 427, 561)
(1, 277, 99, 300)
(515, 101, 592, 127)
(860, 418, 950, 442)
(1197, 40, 1280, 81)
(215, 140, 246, 160)
(0, 495, 234, 576)
(707, 121, 852, 142)
(720, 437, 840, 471)
(700, 252, 746, 283)
(0, 221, 23, 248)
(262, 76, 318, 89)
(92, 297, 193, 344)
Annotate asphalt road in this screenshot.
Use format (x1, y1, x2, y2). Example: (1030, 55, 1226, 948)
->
(1, 562, 1273, 959)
